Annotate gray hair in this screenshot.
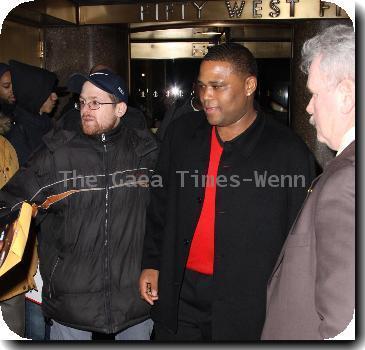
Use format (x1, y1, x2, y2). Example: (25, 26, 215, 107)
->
(300, 24, 355, 87)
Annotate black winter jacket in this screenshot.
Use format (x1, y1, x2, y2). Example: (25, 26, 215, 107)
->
(6, 106, 53, 166)
(0, 121, 158, 333)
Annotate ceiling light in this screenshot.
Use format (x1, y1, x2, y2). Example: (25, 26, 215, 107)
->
(200, 31, 222, 35)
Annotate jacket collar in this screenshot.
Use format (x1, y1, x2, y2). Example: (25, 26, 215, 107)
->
(192, 110, 265, 159)
(44, 121, 158, 158)
(91, 121, 158, 158)
(224, 111, 264, 158)
(327, 140, 355, 169)
(95, 119, 124, 144)
(337, 140, 355, 160)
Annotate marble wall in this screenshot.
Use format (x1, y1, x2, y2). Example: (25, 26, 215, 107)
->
(43, 25, 129, 117)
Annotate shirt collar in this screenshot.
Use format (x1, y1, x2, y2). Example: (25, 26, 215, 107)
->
(192, 110, 265, 159)
(224, 111, 264, 158)
(336, 127, 355, 156)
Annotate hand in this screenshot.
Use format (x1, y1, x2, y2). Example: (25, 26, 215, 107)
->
(139, 269, 159, 305)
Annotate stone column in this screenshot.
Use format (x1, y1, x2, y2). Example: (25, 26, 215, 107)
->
(43, 25, 129, 116)
(44, 25, 129, 85)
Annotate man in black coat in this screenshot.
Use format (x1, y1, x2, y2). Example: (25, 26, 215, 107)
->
(140, 43, 317, 341)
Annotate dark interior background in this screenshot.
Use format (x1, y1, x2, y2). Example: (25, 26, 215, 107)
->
(130, 58, 290, 128)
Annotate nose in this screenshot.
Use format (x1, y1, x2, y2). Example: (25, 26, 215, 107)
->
(51, 92, 58, 101)
(306, 96, 313, 115)
(82, 102, 93, 112)
(200, 86, 213, 102)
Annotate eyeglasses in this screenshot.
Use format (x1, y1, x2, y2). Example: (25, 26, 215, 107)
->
(74, 100, 118, 111)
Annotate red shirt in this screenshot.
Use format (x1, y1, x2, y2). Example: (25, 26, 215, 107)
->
(186, 127, 223, 275)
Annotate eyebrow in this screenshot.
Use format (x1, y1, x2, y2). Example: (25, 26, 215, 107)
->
(197, 79, 225, 84)
(79, 95, 99, 100)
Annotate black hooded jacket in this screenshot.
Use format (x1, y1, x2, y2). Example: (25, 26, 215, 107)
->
(6, 60, 57, 166)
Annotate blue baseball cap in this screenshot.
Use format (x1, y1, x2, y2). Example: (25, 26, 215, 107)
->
(0, 63, 10, 79)
(67, 69, 128, 103)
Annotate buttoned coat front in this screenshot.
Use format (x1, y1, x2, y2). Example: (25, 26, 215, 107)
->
(142, 111, 317, 340)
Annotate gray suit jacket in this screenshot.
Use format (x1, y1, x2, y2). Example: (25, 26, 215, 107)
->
(261, 141, 355, 340)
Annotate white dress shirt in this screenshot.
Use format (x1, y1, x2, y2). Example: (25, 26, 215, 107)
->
(336, 127, 355, 156)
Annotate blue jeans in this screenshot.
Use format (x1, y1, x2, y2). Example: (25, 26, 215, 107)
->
(50, 318, 154, 340)
(25, 300, 50, 340)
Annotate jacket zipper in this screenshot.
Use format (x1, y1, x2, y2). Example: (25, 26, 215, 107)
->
(49, 256, 60, 299)
(102, 133, 112, 333)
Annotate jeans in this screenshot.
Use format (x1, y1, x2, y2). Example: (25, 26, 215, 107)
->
(25, 300, 49, 340)
(50, 318, 154, 340)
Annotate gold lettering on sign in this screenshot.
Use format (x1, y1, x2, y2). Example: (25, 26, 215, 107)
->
(140, 4, 150, 21)
(181, 2, 188, 19)
(193, 1, 207, 19)
(286, 0, 299, 17)
(320, 1, 331, 16)
(336, 5, 342, 16)
(165, 3, 174, 20)
(269, 0, 281, 18)
(253, 0, 263, 18)
(138, 0, 345, 23)
(225, 1, 246, 18)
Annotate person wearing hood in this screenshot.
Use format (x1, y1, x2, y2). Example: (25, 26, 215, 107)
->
(6, 60, 58, 166)
(2, 61, 58, 340)
(0, 63, 16, 119)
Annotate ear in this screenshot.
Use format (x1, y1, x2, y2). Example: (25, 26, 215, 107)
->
(116, 102, 127, 118)
(337, 79, 355, 114)
(245, 76, 257, 97)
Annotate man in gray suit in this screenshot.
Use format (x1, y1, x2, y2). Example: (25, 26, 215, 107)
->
(261, 24, 355, 340)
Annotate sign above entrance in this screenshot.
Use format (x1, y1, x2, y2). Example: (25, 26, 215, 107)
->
(139, 1, 347, 21)
(79, 1, 349, 24)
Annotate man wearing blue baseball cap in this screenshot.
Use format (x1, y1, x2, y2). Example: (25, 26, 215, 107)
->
(57, 65, 147, 132)
(0, 70, 158, 340)
(68, 69, 129, 135)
